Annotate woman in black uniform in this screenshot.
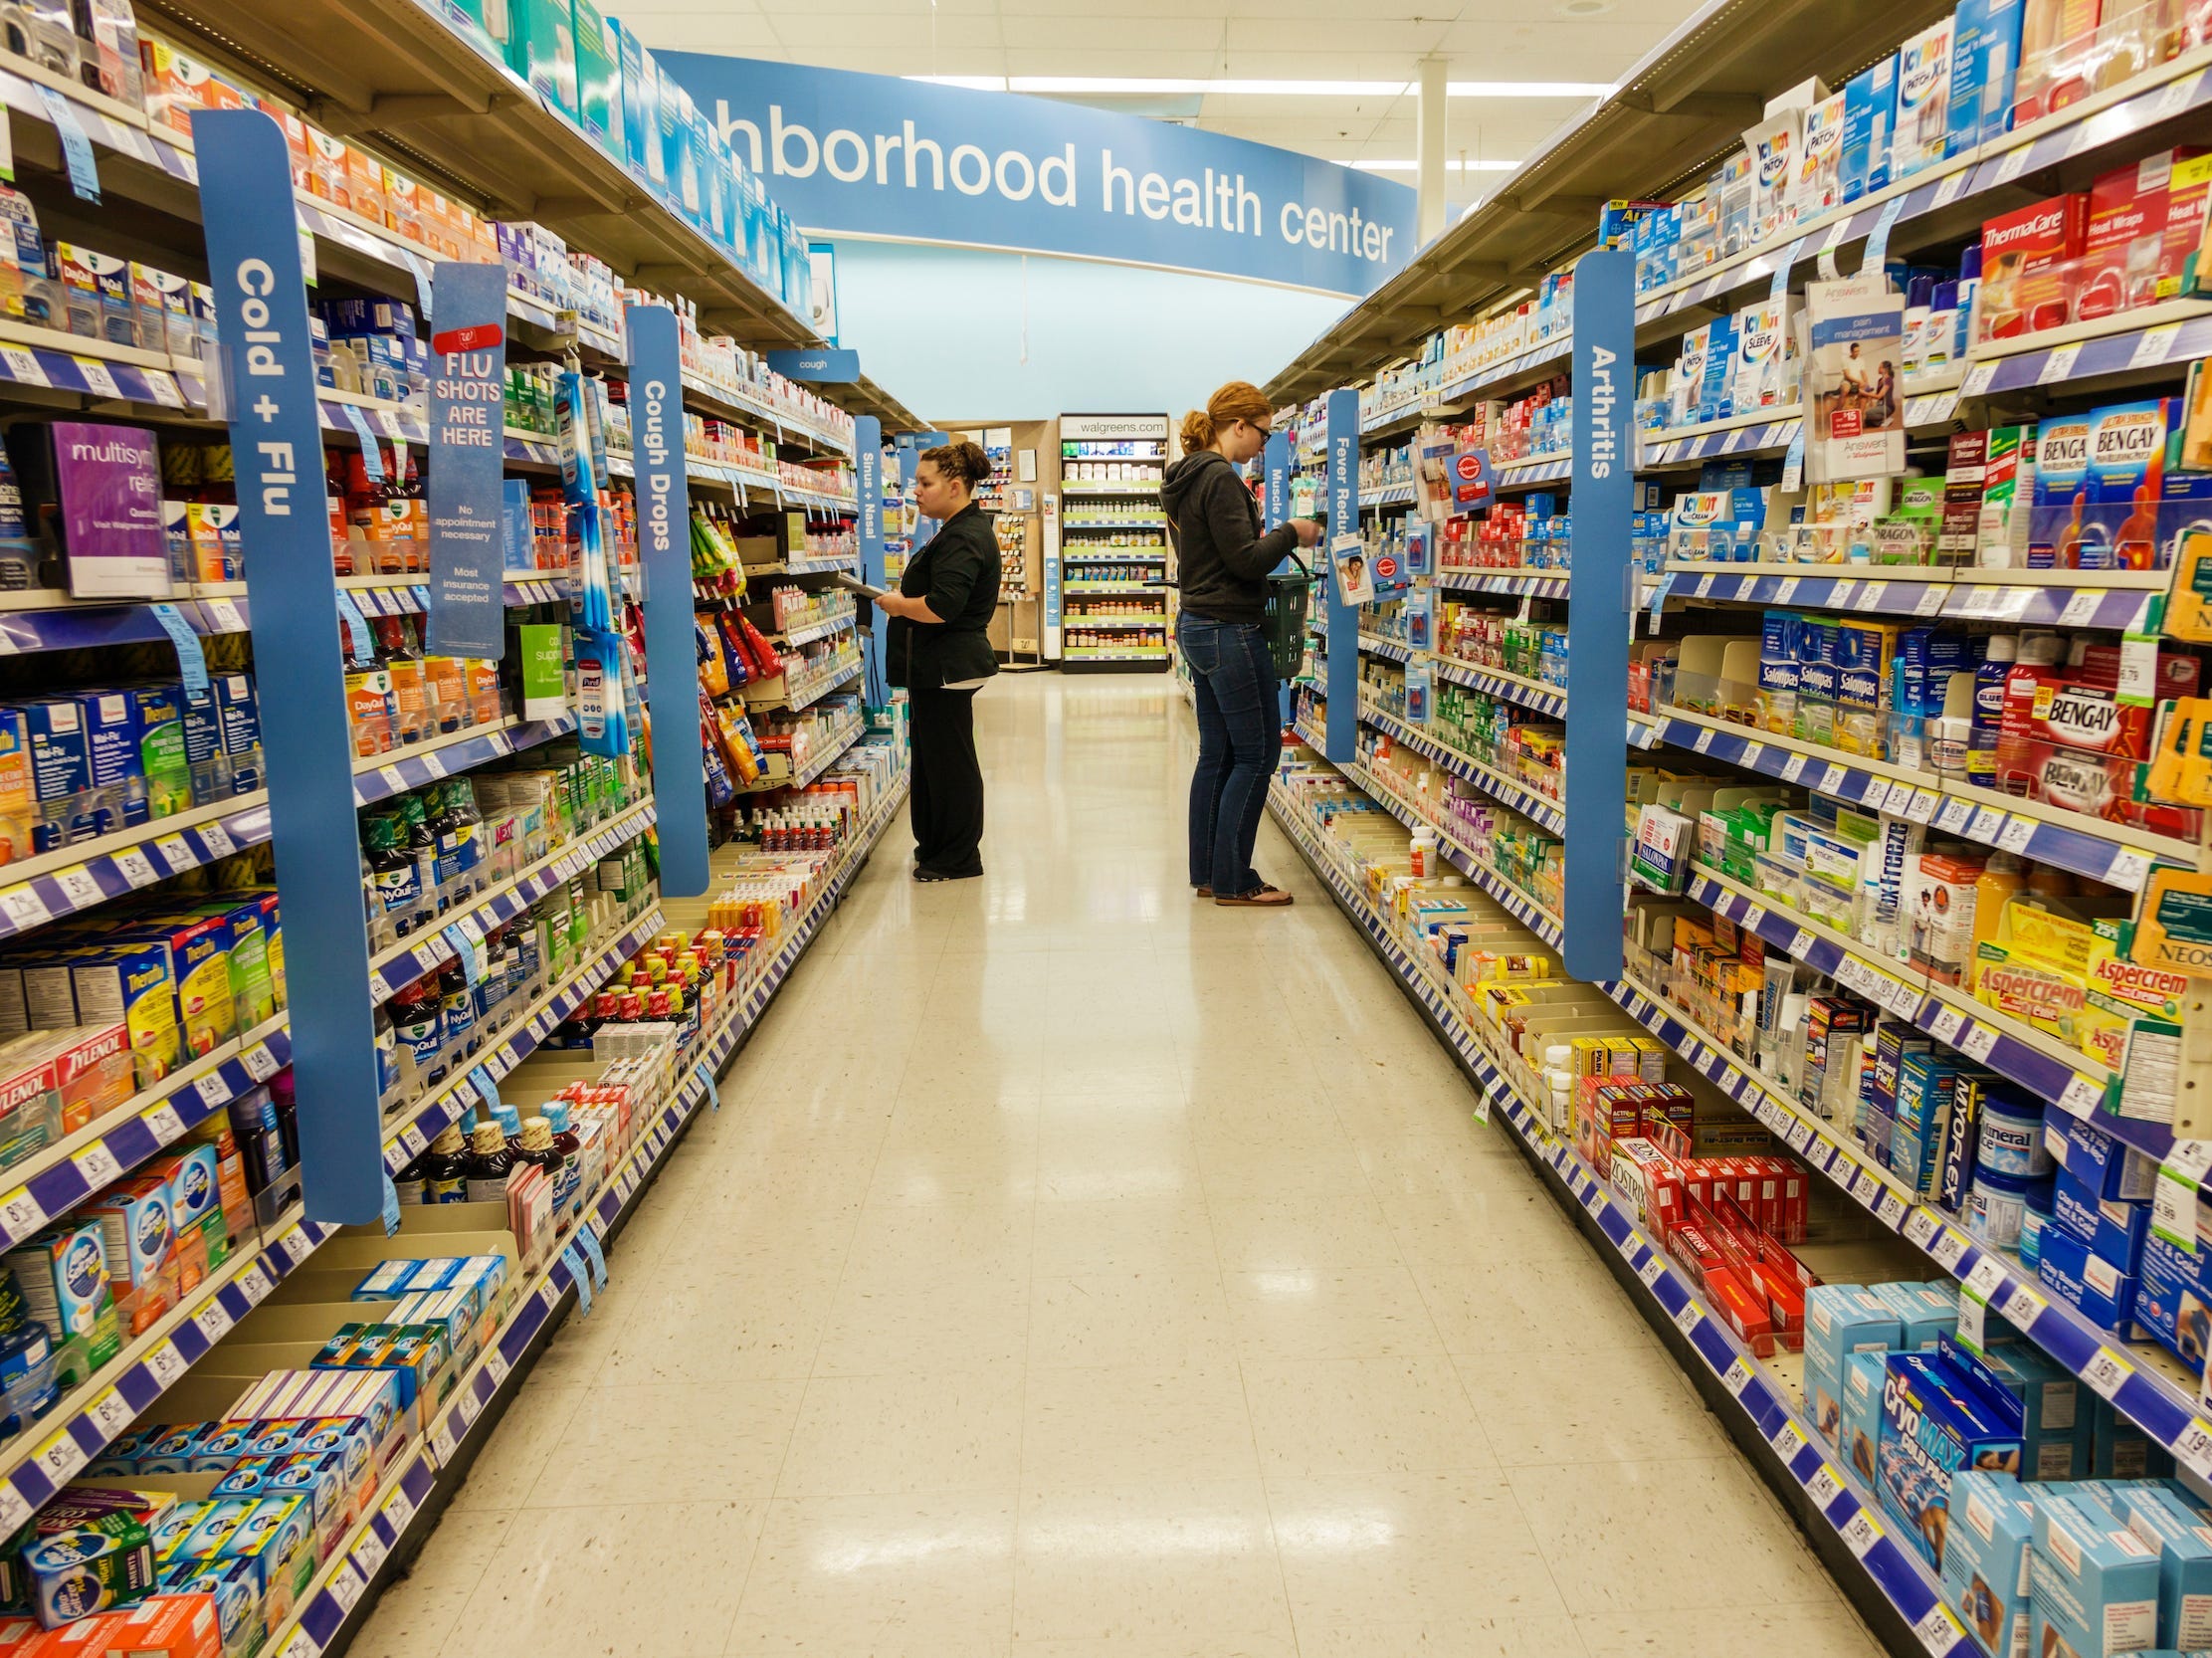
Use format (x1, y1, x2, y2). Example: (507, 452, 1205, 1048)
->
(876, 439, 1001, 881)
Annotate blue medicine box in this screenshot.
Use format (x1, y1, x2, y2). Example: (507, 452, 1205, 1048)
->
(2113, 1484, 2212, 1649)
(1877, 1351, 2023, 1569)
(1803, 1285, 1900, 1447)
(1942, 1469, 2034, 1658)
(2038, 1223, 2138, 1334)
(2031, 1490, 2161, 1658)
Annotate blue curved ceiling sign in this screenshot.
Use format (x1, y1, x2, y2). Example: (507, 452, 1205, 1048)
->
(658, 52, 1416, 298)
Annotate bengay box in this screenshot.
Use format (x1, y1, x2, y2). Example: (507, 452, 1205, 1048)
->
(1878, 1350, 2024, 1568)
(2031, 1489, 2160, 1658)
(1942, 1469, 2035, 1658)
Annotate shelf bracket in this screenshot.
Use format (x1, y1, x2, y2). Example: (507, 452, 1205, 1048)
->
(308, 91, 507, 134)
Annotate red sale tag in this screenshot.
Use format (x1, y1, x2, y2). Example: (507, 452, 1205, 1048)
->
(431, 322, 504, 354)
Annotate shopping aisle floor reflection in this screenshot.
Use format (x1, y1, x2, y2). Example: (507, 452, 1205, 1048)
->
(354, 673, 1886, 1658)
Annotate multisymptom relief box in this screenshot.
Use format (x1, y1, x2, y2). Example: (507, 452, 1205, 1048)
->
(2136, 1231, 2212, 1373)
(2113, 1484, 2212, 1649)
(1942, 1470, 2035, 1658)
(1878, 1351, 2024, 1568)
(1805, 1286, 1901, 1445)
(2031, 1489, 2160, 1658)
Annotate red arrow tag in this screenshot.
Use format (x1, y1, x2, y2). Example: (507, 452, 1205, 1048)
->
(431, 322, 503, 355)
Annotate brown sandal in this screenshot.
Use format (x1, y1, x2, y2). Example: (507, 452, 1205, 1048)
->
(1193, 885, 1212, 898)
(1214, 884, 1293, 908)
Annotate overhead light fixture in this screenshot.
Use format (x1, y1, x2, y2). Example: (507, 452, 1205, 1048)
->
(904, 75, 1608, 98)
(1352, 158, 1521, 172)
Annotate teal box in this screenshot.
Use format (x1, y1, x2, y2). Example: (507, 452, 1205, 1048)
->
(1870, 1279, 1957, 1349)
(2031, 1490, 2162, 1658)
(1803, 1286, 1900, 1447)
(2096, 1394, 2175, 1480)
(1840, 1348, 1889, 1485)
(2115, 1484, 2212, 1649)
(1946, 1336, 2087, 1481)
(571, 0, 619, 151)
(660, 79, 701, 225)
(506, 0, 579, 121)
(1942, 1470, 2033, 1658)
(608, 21, 664, 189)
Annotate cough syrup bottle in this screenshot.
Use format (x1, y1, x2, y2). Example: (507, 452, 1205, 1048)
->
(462, 1120, 514, 1203)
(420, 1125, 469, 1204)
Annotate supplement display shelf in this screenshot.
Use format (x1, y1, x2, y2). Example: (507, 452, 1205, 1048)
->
(1268, 785, 1970, 1658)
(740, 713, 866, 796)
(1358, 702, 1567, 835)
(0, 1012, 291, 1255)
(1428, 656, 1569, 720)
(1429, 570, 1572, 599)
(377, 905, 667, 1177)
(1685, 866, 2157, 1160)
(1354, 633, 1413, 664)
(1424, 336, 1576, 418)
(778, 552, 863, 578)
(1062, 581, 1158, 593)
(0, 792, 272, 947)
(1059, 484, 1160, 498)
(1956, 301, 2212, 398)
(1059, 649, 1171, 662)
(678, 372, 853, 460)
(364, 796, 661, 1001)
(742, 653, 863, 715)
(776, 611, 858, 650)
(1639, 705, 2182, 891)
(0, 1204, 334, 1533)
(1645, 565, 2163, 631)
(1595, 972, 2210, 1429)
(0, 591, 261, 651)
(1340, 756, 1567, 948)
(352, 714, 580, 808)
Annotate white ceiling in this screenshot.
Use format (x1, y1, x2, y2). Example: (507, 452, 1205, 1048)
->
(621, 0, 1710, 214)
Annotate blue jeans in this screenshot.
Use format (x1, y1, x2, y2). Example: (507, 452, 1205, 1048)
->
(1179, 614, 1282, 895)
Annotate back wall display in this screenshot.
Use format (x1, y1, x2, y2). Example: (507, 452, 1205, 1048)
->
(658, 52, 1417, 298)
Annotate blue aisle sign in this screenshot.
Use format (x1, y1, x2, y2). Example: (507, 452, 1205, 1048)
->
(1264, 431, 1290, 530)
(855, 416, 885, 691)
(659, 53, 1414, 298)
(194, 108, 383, 1224)
(627, 303, 709, 898)
(1323, 388, 1358, 763)
(766, 347, 860, 383)
(425, 262, 507, 661)
(1565, 249, 1633, 982)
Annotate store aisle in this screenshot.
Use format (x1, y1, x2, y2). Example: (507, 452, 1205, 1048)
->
(351, 673, 1884, 1658)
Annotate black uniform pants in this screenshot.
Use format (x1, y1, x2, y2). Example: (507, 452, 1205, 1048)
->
(908, 685, 984, 876)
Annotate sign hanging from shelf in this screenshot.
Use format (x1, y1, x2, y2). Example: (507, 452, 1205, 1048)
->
(765, 347, 860, 382)
(425, 262, 508, 662)
(658, 53, 1415, 298)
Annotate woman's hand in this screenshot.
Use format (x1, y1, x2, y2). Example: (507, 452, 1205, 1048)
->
(1293, 517, 1323, 548)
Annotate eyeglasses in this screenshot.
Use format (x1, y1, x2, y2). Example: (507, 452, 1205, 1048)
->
(1249, 422, 1273, 440)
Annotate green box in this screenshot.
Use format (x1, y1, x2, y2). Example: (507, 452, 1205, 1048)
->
(506, 0, 578, 120)
(514, 623, 566, 723)
(572, 0, 620, 152)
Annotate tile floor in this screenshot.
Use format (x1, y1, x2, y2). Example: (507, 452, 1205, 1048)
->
(351, 673, 1886, 1658)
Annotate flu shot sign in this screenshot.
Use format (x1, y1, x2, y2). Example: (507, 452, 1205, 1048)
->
(426, 262, 508, 661)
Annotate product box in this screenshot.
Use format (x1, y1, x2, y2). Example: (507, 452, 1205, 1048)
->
(6, 1219, 116, 1359)
(1895, 16, 1956, 179)
(2114, 1483, 2212, 1649)
(67, 940, 180, 1086)
(571, 0, 620, 152)
(1878, 1351, 2024, 1567)
(506, 0, 579, 119)
(1870, 1279, 1959, 1349)
(1979, 194, 2088, 343)
(1793, 92, 1847, 220)
(1944, 1335, 2087, 1481)
(76, 690, 144, 833)
(1805, 1285, 1902, 1445)
(2039, 1221, 2138, 1332)
(84, 1175, 174, 1334)
(7, 421, 169, 600)
(2050, 1162, 2151, 1273)
(1840, 57, 1893, 202)
(2136, 1231, 2212, 1373)
(125, 686, 189, 820)
(2092, 1393, 2171, 1479)
(1742, 110, 1801, 243)
(1943, 1469, 2035, 1658)
(210, 675, 260, 794)
(1840, 1347, 1890, 1483)
(2031, 1489, 2161, 1658)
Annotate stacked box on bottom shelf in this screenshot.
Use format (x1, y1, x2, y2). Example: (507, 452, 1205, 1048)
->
(1269, 751, 2212, 1658)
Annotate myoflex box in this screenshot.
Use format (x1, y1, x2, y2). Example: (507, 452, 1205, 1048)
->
(1842, 55, 1900, 202)
(2114, 1483, 2212, 1649)
(1805, 1286, 1901, 1445)
(1943, 1469, 2035, 1658)
(1879, 1350, 2025, 1568)
(2031, 1489, 2161, 1658)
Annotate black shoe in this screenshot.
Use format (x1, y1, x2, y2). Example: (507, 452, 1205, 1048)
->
(913, 866, 982, 882)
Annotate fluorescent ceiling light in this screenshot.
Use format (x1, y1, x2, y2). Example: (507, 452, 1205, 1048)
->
(1352, 158, 1521, 171)
(905, 76, 1608, 98)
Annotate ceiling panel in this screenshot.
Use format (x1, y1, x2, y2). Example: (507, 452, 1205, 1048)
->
(1218, 18, 1453, 52)
(618, 13, 791, 48)
(998, 15, 1235, 50)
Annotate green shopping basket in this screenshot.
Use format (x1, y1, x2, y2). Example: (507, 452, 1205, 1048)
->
(1262, 554, 1319, 679)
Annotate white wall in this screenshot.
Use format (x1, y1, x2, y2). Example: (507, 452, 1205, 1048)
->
(828, 240, 1348, 423)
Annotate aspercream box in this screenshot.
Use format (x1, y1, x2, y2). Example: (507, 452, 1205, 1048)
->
(2031, 1489, 2160, 1658)
(2113, 1484, 2212, 1649)
(1943, 1470, 2034, 1658)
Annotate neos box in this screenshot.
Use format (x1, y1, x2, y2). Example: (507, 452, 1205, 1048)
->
(2032, 1489, 2160, 1658)
(1942, 1469, 2035, 1658)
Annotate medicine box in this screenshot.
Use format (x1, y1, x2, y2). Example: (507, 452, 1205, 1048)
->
(1942, 1469, 2034, 1658)
(1943, 1334, 2087, 1481)
(2057, 1113, 2160, 1201)
(2092, 1394, 2172, 1480)
(1841, 55, 1898, 201)
(2031, 1489, 2160, 1658)
(2039, 1222, 2138, 1332)
(2051, 1162, 2151, 1273)
(2113, 1483, 2212, 1649)
(1877, 1351, 2024, 1568)
(1869, 1279, 1958, 1349)
(2136, 1231, 2212, 1373)
(1840, 1348, 1889, 1484)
